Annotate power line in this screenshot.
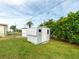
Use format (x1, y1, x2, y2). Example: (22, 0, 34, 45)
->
(7, 5, 34, 18)
(6, 0, 66, 21)
(26, 0, 67, 21)
(6, 0, 66, 20)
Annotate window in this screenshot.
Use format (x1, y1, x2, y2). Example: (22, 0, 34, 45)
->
(39, 29, 41, 32)
(47, 30, 49, 34)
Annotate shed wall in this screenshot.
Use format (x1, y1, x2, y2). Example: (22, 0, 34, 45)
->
(42, 28, 48, 42)
(22, 27, 50, 44)
(27, 35, 38, 44)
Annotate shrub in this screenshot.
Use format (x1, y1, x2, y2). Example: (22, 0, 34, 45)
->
(69, 35, 79, 44)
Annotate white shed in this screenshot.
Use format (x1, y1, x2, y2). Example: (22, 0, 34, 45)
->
(0, 24, 8, 37)
(22, 27, 50, 44)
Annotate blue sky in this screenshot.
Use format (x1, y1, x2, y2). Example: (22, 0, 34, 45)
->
(0, 0, 79, 29)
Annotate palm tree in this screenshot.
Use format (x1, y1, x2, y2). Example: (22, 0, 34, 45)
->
(27, 21, 33, 28)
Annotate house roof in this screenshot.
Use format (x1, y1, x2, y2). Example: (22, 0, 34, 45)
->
(0, 24, 8, 26)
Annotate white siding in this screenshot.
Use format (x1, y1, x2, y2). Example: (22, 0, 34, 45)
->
(0, 25, 7, 37)
(27, 28, 37, 35)
(42, 28, 47, 42)
(27, 28, 38, 44)
(22, 29, 27, 37)
(4, 26, 8, 36)
(22, 27, 50, 44)
(37, 28, 42, 43)
(27, 36, 38, 44)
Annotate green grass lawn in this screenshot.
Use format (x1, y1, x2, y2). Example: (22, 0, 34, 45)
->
(0, 36, 79, 59)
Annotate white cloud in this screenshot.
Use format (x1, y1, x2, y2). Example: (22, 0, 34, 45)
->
(0, 17, 27, 29)
(0, 12, 7, 16)
(0, 0, 38, 6)
(0, 0, 26, 5)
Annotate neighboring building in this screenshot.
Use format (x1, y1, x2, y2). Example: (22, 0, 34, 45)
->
(22, 27, 50, 44)
(0, 24, 8, 37)
(22, 28, 27, 37)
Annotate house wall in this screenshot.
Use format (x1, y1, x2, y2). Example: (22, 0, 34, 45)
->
(22, 29, 27, 37)
(4, 26, 8, 36)
(0, 26, 7, 37)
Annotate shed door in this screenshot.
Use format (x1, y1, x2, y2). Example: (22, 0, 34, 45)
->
(37, 29, 42, 43)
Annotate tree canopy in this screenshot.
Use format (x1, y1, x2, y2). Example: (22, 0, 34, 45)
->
(10, 25, 16, 32)
(39, 11, 79, 44)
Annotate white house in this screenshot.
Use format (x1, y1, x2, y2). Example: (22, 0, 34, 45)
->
(22, 27, 50, 44)
(0, 24, 8, 37)
(22, 28, 27, 37)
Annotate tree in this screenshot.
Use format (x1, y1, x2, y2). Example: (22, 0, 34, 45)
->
(16, 29, 22, 32)
(39, 11, 79, 44)
(54, 11, 79, 43)
(27, 21, 33, 28)
(10, 25, 16, 32)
